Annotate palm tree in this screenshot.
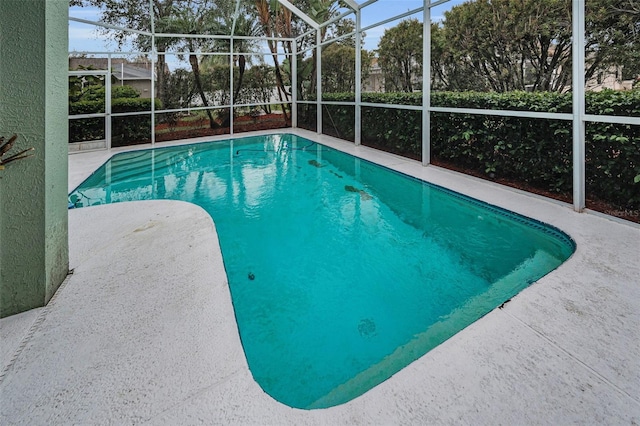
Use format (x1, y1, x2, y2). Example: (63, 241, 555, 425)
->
(157, 0, 229, 129)
(200, 5, 262, 126)
(230, 15, 262, 104)
(255, 0, 342, 103)
(255, 0, 292, 120)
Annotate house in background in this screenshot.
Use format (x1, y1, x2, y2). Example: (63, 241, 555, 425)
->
(364, 57, 383, 92)
(69, 57, 165, 98)
(586, 65, 637, 92)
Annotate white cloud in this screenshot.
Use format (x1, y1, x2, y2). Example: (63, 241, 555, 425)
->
(68, 25, 109, 53)
(69, 5, 103, 21)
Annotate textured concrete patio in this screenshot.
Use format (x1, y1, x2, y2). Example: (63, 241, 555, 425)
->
(1, 129, 639, 424)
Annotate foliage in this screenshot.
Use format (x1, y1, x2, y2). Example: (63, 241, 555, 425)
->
(69, 83, 141, 105)
(161, 68, 197, 109)
(111, 85, 141, 99)
(430, 22, 477, 91)
(156, 0, 229, 128)
(69, 100, 105, 115)
(377, 19, 423, 93)
(69, 69, 106, 102)
(112, 97, 159, 112)
(422, 0, 640, 92)
(254, 0, 295, 110)
(240, 65, 278, 113)
(69, 115, 104, 144)
(0, 135, 34, 170)
(322, 102, 355, 141)
(361, 92, 421, 105)
(308, 90, 640, 211)
(69, 83, 161, 145)
(111, 97, 162, 148)
(439, 0, 572, 92)
(321, 43, 373, 94)
(71, 0, 249, 127)
(585, 0, 640, 82)
(151, 62, 278, 116)
(297, 103, 318, 132)
(71, 0, 351, 111)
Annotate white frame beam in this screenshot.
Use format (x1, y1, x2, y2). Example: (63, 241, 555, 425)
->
(277, 0, 320, 30)
(355, 8, 362, 145)
(230, 0, 241, 37)
(342, 0, 360, 12)
(316, 29, 322, 134)
(572, 0, 586, 211)
(422, 1, 431, 165)
(150, 0, 156, 145)
(292, 39, 298, 128)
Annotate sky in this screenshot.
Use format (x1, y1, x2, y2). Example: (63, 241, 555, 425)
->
(69, 0, 468, 57)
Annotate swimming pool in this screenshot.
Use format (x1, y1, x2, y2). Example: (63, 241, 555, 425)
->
(69, 133, 575, 409)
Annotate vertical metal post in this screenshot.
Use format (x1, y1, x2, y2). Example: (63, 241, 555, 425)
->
(230, 39, 235, 135)
(150, 0, 156, 145)
(316, 29, 322, 134)
(422, 0, 431, 166)
(292, 39, 298, 128)
(355, 9, 362, 145)
(572, 0, 586, 211)
(106, 55, 112, 149)
(151, 52, 156, 145)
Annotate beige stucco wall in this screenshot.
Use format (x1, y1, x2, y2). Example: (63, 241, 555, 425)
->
(0, 0, 69, 317)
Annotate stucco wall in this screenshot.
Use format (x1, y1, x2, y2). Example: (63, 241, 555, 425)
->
(0, 0, 69, 317)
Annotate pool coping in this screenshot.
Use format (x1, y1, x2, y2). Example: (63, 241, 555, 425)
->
(2, 128, 639, 424)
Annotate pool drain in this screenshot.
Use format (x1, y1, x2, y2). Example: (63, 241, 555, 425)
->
(358, 318, 377, 337)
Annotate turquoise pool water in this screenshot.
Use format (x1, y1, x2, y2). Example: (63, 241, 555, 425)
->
(69, 134, 575, 409)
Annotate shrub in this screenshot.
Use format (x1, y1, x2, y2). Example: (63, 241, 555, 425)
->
(69, 90, 161, 146)
(111, 98, 162, 147)
(311, 90, 639, 212)
(69, 100, 105, 143)
(111, 85, 140, 99)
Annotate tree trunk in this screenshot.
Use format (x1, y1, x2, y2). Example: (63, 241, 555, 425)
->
(189, 52, 218, 129)
(233, 54, 246, 101)
(267, 40, 290, 122)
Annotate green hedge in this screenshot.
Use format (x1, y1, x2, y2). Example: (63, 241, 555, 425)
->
(69, 100, 105, 143)
(305, 90, 639, 212)
(69, 97, 161, 146)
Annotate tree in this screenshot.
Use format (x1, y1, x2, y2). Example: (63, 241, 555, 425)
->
(196, 1, 262, 126)
(71, 0, 249, 128)
(162, 68, 197, 109)
(431, 22, 481, 91)
(321, 44, 373, 93)
(270, 0, 356, 100)
(440, 0, 572, 92)
(322, 44, 355, 93)
(433, 0, 640, 92)
(157, 1, 224, 128)
(242, 64, 278, 113)
(586, 0, 640, 83)
(319, 18, 372, 94)
(71, 0, 177, 103)
(377, 19, 423, 92)
(254, 0, 294, 117)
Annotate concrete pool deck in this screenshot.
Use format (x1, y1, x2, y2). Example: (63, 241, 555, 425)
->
(1, 129, 639, 424)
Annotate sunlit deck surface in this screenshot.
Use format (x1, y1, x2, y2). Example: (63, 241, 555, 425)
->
(2, 129, 639, 424)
